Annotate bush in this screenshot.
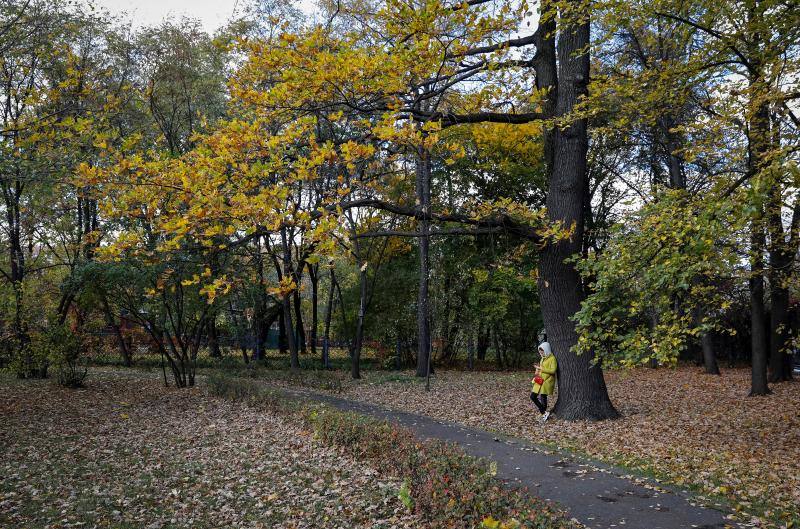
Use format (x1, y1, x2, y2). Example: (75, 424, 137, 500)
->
(8, 340, 49, 379)
(206, 372, 263, 402)
(42, 325, 87, 388)
(206, 373, 575, 529)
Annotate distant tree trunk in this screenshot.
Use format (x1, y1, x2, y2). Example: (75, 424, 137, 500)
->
(334, 274, 352, 353)
(281, 228, 299, 371)
(253, 235, 269, 361)
(103, 300, 131, 367)
(322, 267, 335, 369)
(207, 313, 221, 358)
(662, 120, 687, 190)
(476, 323, 490, 361)
(467, 332, 474, 370)
(352, 262, 367, 379)
(309, 264, 319, 357)
(395, 333, 403, 370)
(416, 146, 432, 378)
(693, 306, 719, 375)
(278, 312, 287, 356)
(293, 289, 306, 354)
(228, 302, 250, 364)
(492, 327, 504, 369)
(701, 331, 720, 375)
(292, 261, 307, 354)
(283, 292, 298, 371)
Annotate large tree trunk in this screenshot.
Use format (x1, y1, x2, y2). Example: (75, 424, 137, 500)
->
(536, 1, 618, 420)
(744, 0, 779, 394)
(750, 227, 770, 396)
(767, 194, 792, 383)
(768, 281, 791, 382)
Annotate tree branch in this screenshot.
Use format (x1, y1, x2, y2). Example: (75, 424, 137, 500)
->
(354, 227, 504, 238)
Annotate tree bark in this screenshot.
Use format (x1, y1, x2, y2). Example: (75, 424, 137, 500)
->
(281, 228, 299, 371)
(750, 226, 771, 395)
(103, 299, 132, 367)
(352, 262, 367, 379)
(476, 322, 489, 361)
(277, 311, 287, 355)
(701, 331, 720, 375)
(744, 0, 779, 393)
(416, 146, 432, 378)
(492, 326, 504, 369)
(207, 313, 221, 358)
(309, 263, 319, 357)
(767, 191, 792, 383)
(322, 267, 335, 369)
(292, 261, 307, 354)
(467, 332, 474, 370)
(536, 1, 618, 420)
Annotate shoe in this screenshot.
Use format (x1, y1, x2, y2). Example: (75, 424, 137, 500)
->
(541, 411, 550, 422)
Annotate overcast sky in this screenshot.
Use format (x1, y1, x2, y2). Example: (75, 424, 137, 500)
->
(91, 0, 316, 32)
(91, 0, 236, 32)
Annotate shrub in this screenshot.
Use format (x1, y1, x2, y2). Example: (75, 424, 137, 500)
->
(206, 373, 575, 529)
(206, 372, 263, 401)
(8, 340, 50, 379)
(44, 325, 88, 388)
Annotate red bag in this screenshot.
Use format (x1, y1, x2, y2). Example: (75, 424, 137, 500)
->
(534, 375, 544, 385)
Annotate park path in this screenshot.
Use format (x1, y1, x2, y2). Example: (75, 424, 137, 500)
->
(276, 386, 738, 529)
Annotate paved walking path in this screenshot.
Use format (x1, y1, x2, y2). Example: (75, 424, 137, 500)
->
(277, 386, 738, 529)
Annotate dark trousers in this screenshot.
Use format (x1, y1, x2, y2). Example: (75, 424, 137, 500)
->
(530, 392, 548, 414)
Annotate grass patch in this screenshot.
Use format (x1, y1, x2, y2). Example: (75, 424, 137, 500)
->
(368, 372, 421, 385)
(213, 365, 347, 393)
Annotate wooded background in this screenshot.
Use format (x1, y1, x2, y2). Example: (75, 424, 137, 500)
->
(0, 0, 797, 420)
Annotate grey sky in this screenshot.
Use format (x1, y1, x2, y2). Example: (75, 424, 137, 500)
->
(91, 0, 316, 32)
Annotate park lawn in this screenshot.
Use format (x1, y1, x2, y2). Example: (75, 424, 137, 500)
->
(329, 366, 799, 529)
(0, 373, 420, 529)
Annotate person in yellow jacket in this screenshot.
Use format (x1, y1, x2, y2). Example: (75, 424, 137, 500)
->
(530, 341, 557, 422)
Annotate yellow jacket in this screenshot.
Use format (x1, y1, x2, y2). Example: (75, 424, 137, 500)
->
(532, 354, 557, 395)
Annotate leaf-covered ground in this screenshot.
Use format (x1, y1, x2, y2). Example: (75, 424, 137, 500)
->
(332, 367, 799, 529)
(0, 373, 420, 529)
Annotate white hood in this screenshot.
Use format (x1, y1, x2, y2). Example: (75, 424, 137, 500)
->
(538, 342, 552, 357)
